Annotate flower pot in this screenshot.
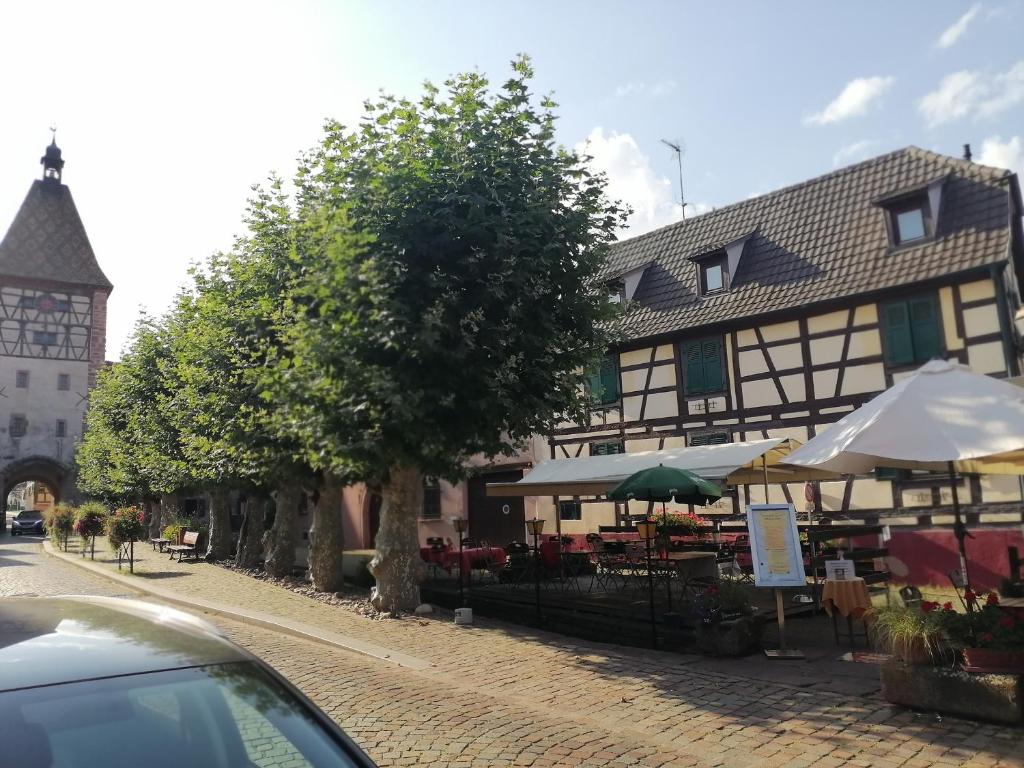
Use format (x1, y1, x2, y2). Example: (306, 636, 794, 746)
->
(963, 648, 1024, 675)
(695, 615, 764, 656)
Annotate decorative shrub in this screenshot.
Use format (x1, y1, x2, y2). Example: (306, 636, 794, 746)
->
(942, 592, 1024, 652)
(43, 504, 75, 549)
(73, 503, 107, 539)
(870, 605, 950, 664)
(162, 522, 186, 543)
(656, 510, 708, 535)
(693, 581, 753, 624)
(105, 506, 146, 549)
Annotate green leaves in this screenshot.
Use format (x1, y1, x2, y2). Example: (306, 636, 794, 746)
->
(78, 57, 625, 499)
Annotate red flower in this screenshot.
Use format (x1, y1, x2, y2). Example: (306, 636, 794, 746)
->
(981, 632, 994, 643)
(999, 617, 1015, 629)
(986, 592, 999, 606)
(921, 601, 938, 612)
(942, 602, 954, 612)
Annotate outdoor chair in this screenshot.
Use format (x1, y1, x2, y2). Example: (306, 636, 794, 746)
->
(592, 547, 628, 592)
(899, 585, 923, 609)
(475, 540, 506, 585)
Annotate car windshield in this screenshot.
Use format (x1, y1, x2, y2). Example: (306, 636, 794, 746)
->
(0, 662, 361, 768)
(16, 511, 42, 520)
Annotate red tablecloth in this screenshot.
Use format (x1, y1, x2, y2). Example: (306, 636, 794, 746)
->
(420, 546, 507, 583)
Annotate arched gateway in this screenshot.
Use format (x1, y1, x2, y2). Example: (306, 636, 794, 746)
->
(0, 136, 112, 514)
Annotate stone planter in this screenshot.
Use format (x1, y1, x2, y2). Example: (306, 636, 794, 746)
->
(963, 648, 1024, 675)
(881, 660, 1024, 725)
(695, 614, 765, 656)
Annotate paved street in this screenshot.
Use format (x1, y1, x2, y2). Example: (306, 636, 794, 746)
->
(2, 534, 1022, 767)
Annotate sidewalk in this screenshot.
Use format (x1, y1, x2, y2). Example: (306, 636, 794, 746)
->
(47, 538, 1023, 767)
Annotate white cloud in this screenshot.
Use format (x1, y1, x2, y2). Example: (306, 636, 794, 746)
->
(575, 127, 684, 235)
(978, 135, 1023, 177)
(832, 139, 880, 167)
(936, 3, 981, 49)
(919, 61, 1024, 126)
(805, 76, 894, 125)
(614, 80, 677, 98)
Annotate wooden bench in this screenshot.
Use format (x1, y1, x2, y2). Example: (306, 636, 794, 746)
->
(167, 531, 200, 562)
(148, 537, 171, 552)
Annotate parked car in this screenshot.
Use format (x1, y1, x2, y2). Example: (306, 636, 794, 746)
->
(10, 509, 44, 536)
(0, 596, 376, 767)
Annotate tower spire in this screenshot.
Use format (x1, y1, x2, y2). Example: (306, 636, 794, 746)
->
(41, 128, 65, 183)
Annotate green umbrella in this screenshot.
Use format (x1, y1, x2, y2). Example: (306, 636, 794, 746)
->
(607, 464, 722, 506)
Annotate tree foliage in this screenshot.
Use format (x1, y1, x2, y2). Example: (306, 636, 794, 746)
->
(277, 55, 625, 485)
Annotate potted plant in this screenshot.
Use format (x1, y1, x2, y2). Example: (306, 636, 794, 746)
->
(692, 581, 764, 656)
(73, 502, 107, 560)
(106, 506, 146, 572)
(870, 603, 953, 665)
(944, 592, 1024, 674)
(43, 504, 75, 551)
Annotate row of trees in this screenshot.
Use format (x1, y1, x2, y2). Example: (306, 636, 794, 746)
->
(76, 58, 625, 611)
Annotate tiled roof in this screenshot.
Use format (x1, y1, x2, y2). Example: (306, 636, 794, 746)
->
(0, 179, 112, 290)
(607, 147, 1014, 341)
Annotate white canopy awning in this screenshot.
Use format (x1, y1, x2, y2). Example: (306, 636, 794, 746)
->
(486, 438, 835, 497)
(783, 359, 1024, 476)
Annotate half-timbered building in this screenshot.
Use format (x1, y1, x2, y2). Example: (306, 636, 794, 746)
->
(0, 138, 112, 509)
(535, 147, 1024, 549)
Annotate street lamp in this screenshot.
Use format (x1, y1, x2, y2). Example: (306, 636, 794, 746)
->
(635, 518, 658, 649)
(526, 517, 545, 625)
(452, 517, 468, 606)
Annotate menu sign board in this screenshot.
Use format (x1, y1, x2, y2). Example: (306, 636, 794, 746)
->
(747, 503, 806, 588)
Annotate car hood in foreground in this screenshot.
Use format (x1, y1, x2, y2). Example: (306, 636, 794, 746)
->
(0, 596, 247, 691)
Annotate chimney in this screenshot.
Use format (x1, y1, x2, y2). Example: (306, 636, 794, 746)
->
(963, 143, 973, 162)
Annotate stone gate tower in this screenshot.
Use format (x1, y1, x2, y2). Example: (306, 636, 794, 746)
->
(0, 136, 112, 509)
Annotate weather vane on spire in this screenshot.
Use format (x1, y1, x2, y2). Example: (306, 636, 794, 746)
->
(49, 125, 57, 143)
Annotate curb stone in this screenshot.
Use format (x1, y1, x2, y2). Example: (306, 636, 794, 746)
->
(43, 539, 431, 671)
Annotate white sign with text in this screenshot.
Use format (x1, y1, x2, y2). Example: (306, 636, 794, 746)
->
(746, 503, 806, 588)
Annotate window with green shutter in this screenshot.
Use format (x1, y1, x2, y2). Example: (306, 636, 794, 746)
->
(586, 356, 620, 406)
(689, 430, 730, 447)
(881, 295, 942, 366)
(681, 337, 725, 395)
(591, 440, 623, 456)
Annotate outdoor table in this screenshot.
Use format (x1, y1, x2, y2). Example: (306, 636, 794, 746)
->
(149, 537, 171, 552)
(659, 551, 717, 580)
(822, 577, 872, 647)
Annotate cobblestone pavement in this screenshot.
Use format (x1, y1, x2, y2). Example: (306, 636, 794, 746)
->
(0, 533, 129, 597)
(5, 535, 1023, 767)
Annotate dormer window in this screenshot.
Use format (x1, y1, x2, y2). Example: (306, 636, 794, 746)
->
(875, 176, 946, 249)
(892, 200, 927, 245)
(699, 253, 728, 295)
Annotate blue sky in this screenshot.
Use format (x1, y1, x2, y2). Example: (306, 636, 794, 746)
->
(1, 1, 1022, 357)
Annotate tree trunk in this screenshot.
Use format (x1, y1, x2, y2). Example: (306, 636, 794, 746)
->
(205, 490, 233, 561)
(235, 494, 267, 569)
(158, 493, 180, 536)
(309, 474, 346, 592)
(264, 484, 299, 577)
(369, 465, 425, 613)
(144, 499, 158, 538)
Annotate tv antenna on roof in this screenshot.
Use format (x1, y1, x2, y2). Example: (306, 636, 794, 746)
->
(660, 138, 686, 221)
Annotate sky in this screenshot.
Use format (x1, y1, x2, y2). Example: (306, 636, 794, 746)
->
(1, 1, 1023, 359)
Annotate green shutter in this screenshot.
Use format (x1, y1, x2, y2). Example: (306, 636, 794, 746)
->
(701, 338, 724, 393)
(585, 366, 604, 404)
(592, 441, 623, 456)
(882, 302, 914, 365)
(599, 356, 619, 404)
(683, 341, 705, 394)
(909, 296, 941, 363)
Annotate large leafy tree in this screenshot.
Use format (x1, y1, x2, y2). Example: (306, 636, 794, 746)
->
(77, 317, 187, 524)
(278, 57, 625, 610)
(164, 181, 316, 568)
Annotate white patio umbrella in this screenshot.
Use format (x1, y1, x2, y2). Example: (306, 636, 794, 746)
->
(783, 358, 1024, 587)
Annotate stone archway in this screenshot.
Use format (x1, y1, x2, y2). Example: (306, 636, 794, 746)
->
(1, 455, 71, 513)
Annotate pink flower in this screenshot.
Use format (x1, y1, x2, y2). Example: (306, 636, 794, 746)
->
(942, 602, 954, 612)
